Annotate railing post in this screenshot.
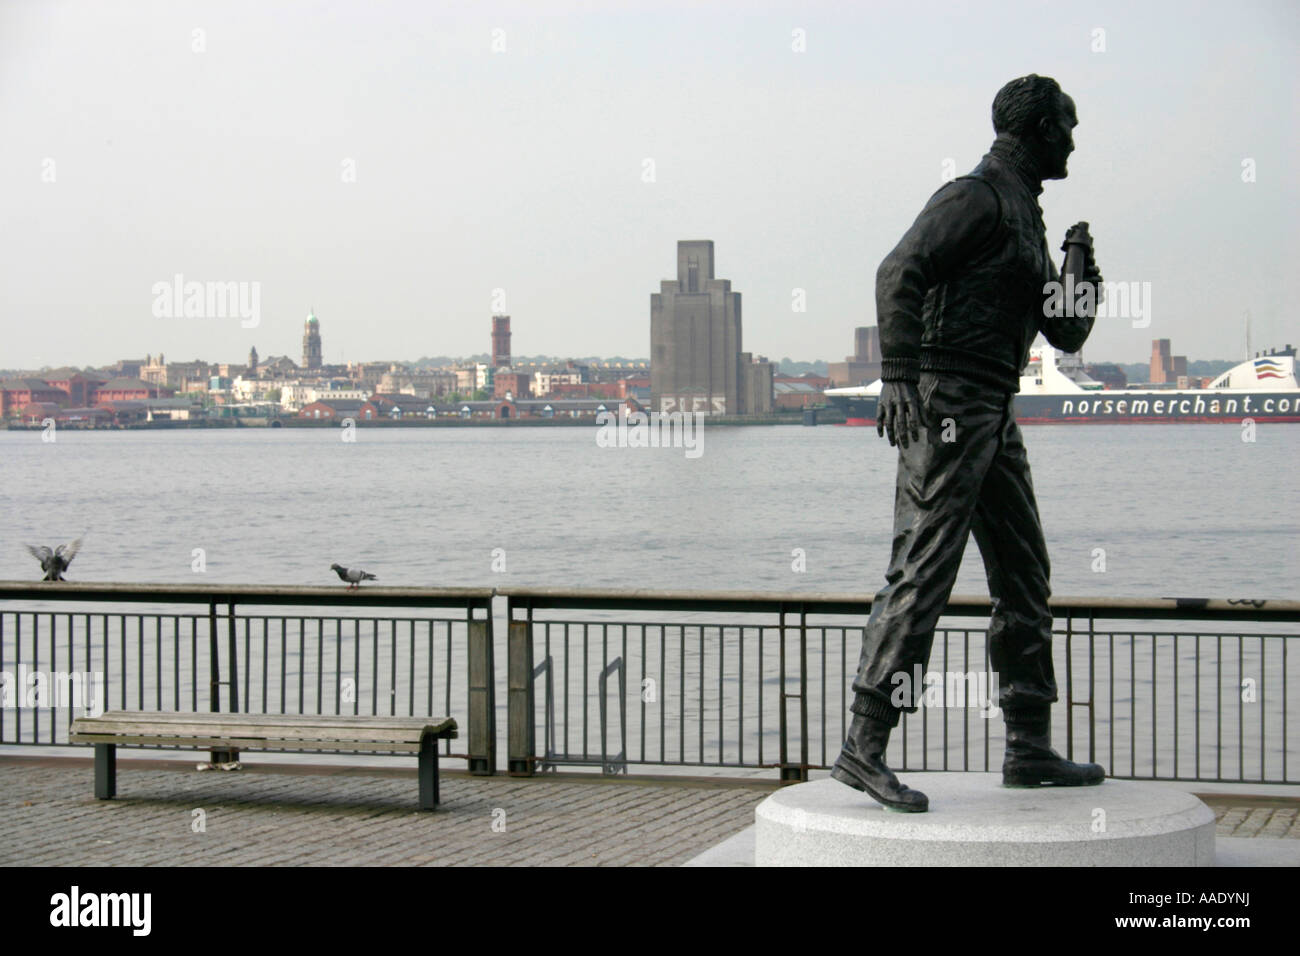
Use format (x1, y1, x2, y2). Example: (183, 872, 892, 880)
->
(226, 602, 239, 713)
(208, 602, 220, 712)
(799, 607, 809, 778)
(1065, 610, 1097, 766)
(778, 605, 808, 784)
(778, 612, 788, 778)
(467, 607, 496, 775)
(209, 601, 238, 764)
(507, 608, 535, 776)
(1087, 614, 1096, 765)
(1065, 613, 1073, 761)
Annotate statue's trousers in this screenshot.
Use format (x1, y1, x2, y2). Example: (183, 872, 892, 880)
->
(851, 372, 1060, 718)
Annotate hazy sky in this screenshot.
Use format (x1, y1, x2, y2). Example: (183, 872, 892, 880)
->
(3, 0, 1297, 370)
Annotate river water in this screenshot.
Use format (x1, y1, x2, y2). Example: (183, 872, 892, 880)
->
(2, 423, 1296, 595)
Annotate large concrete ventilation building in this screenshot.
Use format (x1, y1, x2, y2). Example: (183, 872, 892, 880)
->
(650, 240, 772, 415)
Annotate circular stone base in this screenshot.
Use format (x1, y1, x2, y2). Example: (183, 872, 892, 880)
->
(755, 774, 1215, 867)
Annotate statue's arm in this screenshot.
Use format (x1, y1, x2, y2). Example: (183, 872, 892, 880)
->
(875, 179, 1002, 383)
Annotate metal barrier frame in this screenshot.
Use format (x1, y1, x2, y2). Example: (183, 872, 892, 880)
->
(4, 583, 1297, 784)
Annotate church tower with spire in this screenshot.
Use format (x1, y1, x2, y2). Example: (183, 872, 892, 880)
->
(302, 310, 322, 370)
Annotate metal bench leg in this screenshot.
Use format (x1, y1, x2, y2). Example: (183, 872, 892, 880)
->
(94, 744, 116, 800)
(418, 736, 440, 811)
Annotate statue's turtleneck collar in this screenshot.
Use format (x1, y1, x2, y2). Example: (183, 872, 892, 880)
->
(988, 135, 1045, 196)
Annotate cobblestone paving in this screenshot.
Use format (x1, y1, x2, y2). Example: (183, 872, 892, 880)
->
(0, 757, 772, 866)
(1209, 802, 1300, 839)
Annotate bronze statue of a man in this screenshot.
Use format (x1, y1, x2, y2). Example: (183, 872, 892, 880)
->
(832, 75, 1105, 812)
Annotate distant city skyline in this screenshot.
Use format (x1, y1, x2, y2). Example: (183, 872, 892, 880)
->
(0, 316, 1269, 377)
(3, 1, 1296, 369)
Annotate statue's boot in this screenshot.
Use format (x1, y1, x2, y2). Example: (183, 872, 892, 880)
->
(1002, 707, 1105, 787)
(831, 712, 928, 812)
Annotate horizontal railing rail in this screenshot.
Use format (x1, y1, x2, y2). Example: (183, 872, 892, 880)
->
(0, 582, 496, 609)
(498, 586, 1300, 622)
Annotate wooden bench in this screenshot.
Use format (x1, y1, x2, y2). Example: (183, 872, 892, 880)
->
(69, 711, 459, 811)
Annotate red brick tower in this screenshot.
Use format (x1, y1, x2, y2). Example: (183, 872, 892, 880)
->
(492, 315, 511, 369)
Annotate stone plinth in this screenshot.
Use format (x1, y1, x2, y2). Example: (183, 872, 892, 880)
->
(755, 774, 1215, 866)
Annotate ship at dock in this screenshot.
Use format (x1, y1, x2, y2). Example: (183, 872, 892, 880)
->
(824, 345, 1300, 425)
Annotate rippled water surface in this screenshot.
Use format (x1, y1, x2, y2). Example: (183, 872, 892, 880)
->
(2, 423, 1296, 597)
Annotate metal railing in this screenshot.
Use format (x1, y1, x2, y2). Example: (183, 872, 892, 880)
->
(0, 583, 496, 773)
(3, 583, 1297, 785)
(503, 589, 1300, 785)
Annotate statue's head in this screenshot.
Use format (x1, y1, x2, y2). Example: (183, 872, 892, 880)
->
(992, 74, 1077, 180)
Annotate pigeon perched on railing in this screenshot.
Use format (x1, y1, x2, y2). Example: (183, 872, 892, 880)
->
(27, 538, 84, 581)
(331, 564, 377, 589)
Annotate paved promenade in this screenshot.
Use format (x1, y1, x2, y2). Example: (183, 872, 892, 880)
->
(0, 754, 1293, 866)
(0, 754, 773, 866)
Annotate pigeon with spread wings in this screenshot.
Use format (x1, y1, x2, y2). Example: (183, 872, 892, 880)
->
(27, 537, 84, 581)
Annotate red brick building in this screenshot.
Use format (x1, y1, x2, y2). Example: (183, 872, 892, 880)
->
(92, 377, 169, 403)
(299, 399, 379, 421)
(617, 376, 650, 399)
(547, 382, 623, 400)
(774, 381, 824, 409)
(368, 394, 436, 418)
(772, 373, 829, 409)
(493, 371, 532, 400)
(43, 370, 108, 407)
(1, 379, 68, 417)
(775, 372, 832, 390)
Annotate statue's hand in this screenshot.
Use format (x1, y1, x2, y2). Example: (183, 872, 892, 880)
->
(1063, 222, 1102, 305)
(877, 380, 922, 448)
(1061, 221, 1093, 256)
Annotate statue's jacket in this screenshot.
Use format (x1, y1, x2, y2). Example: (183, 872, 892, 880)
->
(875, 142, 1093, 393)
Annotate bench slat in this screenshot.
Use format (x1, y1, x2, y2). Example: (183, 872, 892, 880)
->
(72, 723, 457, 749)
(69, 734, 427, 753)
(69, 724, 455, 743)
(70, 711, 457, 743)
(73, 710, 456, 730)
(77, 711, 452, 725)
